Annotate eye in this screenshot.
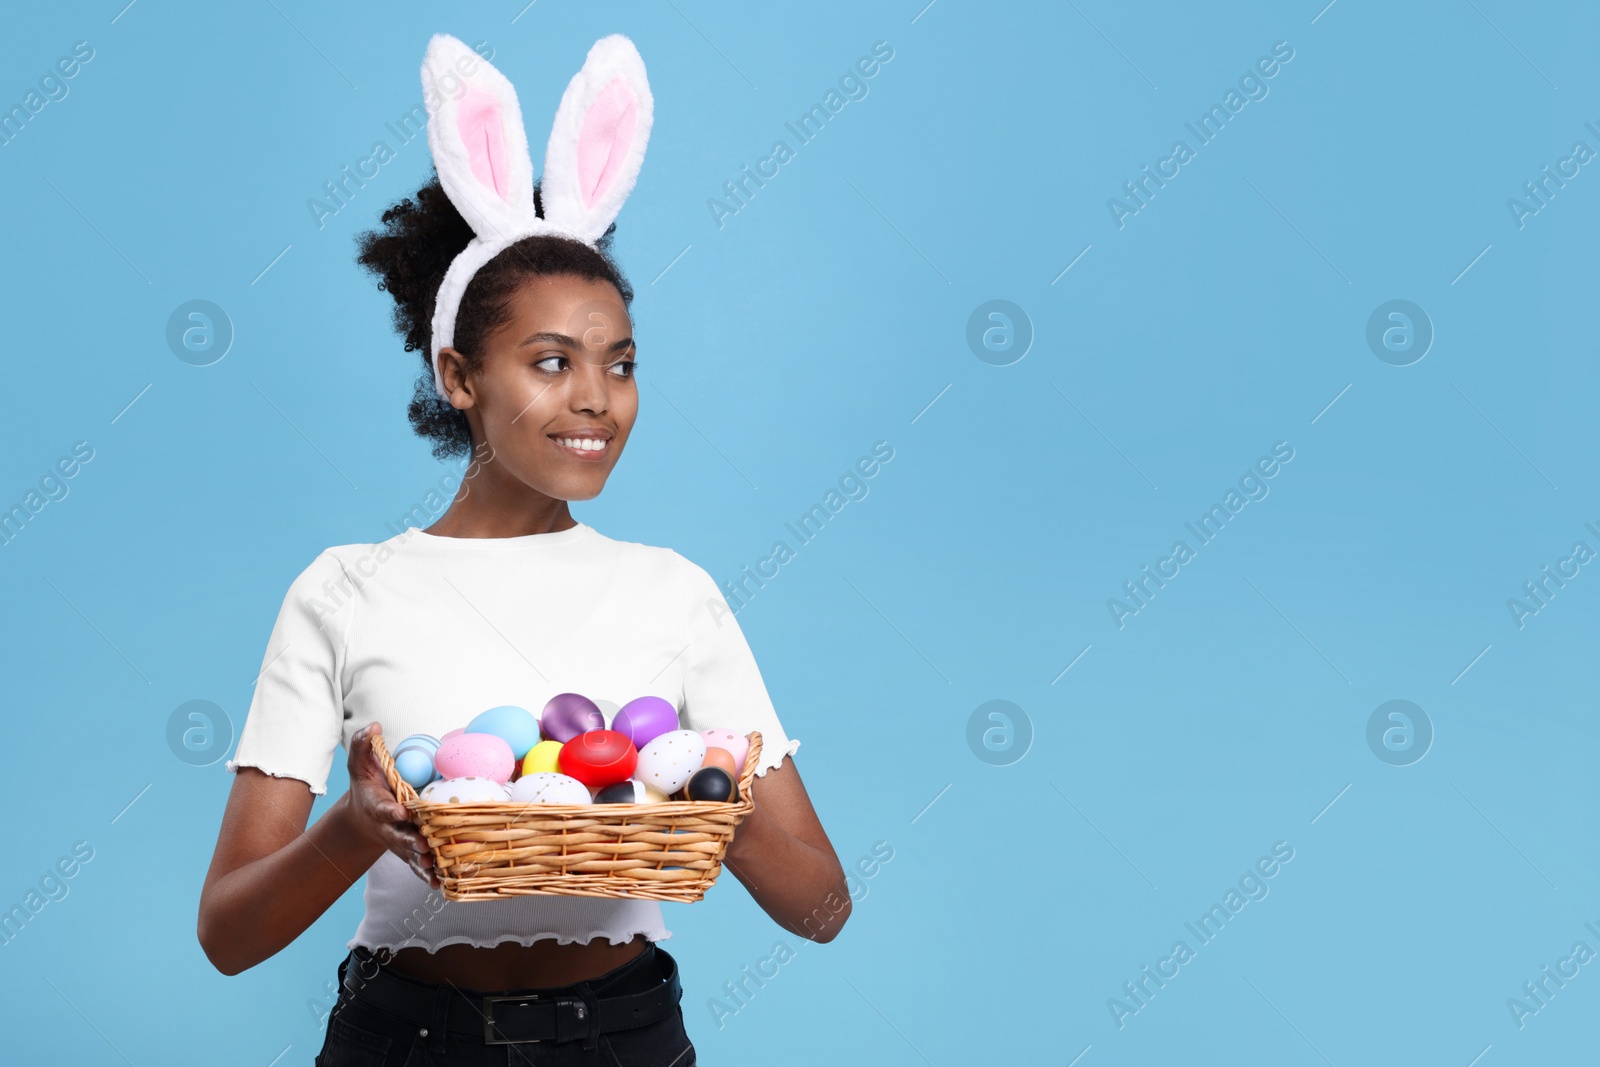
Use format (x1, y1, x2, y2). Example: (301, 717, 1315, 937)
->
(608, 359, 637, 379)
(533, 354, 567, 373)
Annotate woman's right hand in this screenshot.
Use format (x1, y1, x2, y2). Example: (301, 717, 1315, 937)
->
(344, 722, 441, 889)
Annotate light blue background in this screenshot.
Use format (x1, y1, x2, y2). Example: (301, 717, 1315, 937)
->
(1, 1, 1595, 1063)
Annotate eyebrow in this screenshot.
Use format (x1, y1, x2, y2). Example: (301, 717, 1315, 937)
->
(517, 330, 635, 353)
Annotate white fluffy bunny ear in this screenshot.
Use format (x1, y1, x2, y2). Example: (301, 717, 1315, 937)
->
(538, 34, 654, 245)
(422, 34, 653, 402)
(421, 34, 539, 241)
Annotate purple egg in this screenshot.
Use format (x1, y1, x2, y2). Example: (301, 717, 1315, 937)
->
(612, 696, 679, 749)
(541, 692, 605, 743)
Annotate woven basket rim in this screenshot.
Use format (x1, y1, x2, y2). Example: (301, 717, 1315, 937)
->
(373, 728, 763, 817)
(370, 725, 764, 903)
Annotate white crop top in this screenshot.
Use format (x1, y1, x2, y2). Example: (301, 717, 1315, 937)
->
(225, 521, 800, 954)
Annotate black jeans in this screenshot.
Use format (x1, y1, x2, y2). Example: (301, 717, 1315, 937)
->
(314, 943, 696, 1067)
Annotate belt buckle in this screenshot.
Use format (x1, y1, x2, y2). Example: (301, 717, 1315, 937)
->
(482, 993, 541, 1046)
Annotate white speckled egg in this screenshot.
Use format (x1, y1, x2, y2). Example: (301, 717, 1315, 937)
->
(508, 772, 592, 805)
(635, 730, 708, 795)
(419, 775, 511, 805)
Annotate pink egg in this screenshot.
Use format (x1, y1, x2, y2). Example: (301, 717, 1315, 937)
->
(441, 727, 466, 742)
(701, 729, 749, 774)
(434, 732, 515, 782)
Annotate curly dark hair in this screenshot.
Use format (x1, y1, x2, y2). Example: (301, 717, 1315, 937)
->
(355, 173, 635, 459)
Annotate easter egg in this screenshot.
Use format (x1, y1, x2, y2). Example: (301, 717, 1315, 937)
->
(541, 693, 605, 743)
(394, 747, 438, 790)
(434, 732, 516, 783)
(611, 696, 679, 749)
(593, 779, 670, 804)
(420, 775, 511, 804)
(394, 733, 440, 757)
(700, 747, 738, 780)
(635, 730, 708, 795)
(441, 728, 466, 742)
(521, 739, 564, 777)
(701, 729, 749, 773)
(594, 780, 643, 804)
(509, 772, 591, 805)
(558, 729, 638, 787)
(467, 705, 540, 760)
(685, 766, 738, 802)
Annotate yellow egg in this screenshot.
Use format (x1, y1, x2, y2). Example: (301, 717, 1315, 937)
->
(522, 739, 564, 776)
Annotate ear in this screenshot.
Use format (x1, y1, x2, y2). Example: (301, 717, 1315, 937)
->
(422, 34, 538, 241)
(436, 346, 477, 409)
(538, 34, 654, 244)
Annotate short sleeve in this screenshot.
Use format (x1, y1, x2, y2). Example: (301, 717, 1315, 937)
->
(225, 551, 354, 796)
(677, 557, 800, 777)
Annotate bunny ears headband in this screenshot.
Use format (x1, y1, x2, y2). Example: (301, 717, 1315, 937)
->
(421, 33, 653, 400)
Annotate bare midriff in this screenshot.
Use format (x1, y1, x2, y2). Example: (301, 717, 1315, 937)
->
(381, 934, 649, 991)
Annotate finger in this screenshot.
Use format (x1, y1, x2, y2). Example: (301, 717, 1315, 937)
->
(354, 786, 408, 825)
(408, 854, 442, 889)
(402, 834, 433, 864)
(351, 723, 392, 778)
(383, 823, 432, 858)
(380, 822, 428, 854)
(353, 773, 405, 814)
(413, 850, 442, 889)
(376, 796, 411, 824)
(347, 723, 377, 775)
(361, 725, 387, 776)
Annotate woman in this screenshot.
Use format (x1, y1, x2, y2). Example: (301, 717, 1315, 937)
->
(197, 33, 850, 1066)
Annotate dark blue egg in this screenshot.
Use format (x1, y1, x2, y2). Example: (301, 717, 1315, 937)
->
(684, 766, 738, 802)
(595, 781, 642, 804)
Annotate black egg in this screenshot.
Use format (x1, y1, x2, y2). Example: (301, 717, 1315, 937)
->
(685, 766, 737, 802)
(595, 781, 640, 804)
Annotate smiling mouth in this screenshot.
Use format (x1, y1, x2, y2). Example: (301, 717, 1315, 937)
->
(548, 435, 611, 460)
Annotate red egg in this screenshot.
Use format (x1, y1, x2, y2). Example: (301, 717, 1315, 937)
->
(558, 729, 638, 787)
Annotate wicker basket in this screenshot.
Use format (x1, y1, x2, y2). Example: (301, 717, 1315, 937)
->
(372, 730, 762, 903)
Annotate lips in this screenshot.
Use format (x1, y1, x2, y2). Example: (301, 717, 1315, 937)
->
(548, 430, 613, 460)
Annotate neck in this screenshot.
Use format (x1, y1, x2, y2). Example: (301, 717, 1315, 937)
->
(424, 465, 577, 539)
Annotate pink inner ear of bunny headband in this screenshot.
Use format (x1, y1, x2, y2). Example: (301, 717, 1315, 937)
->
(577, 78, 637, 209)
(458, 85, 510, 200)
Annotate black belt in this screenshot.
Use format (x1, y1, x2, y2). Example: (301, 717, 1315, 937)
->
(340, 945, 682, 1046)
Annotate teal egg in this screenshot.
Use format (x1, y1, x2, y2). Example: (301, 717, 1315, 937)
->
(395, 746, 437, 790)
(467, 705, 540, 760)
(394, 733, 440, 757)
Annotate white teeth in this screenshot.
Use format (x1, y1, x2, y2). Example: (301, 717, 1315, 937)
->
(557, 438, 606, 452)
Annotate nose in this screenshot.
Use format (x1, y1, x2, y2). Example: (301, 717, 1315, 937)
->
(567, 356, 610, 416)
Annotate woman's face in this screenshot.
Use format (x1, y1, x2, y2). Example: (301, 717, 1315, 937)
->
(441, 273, 637, 503)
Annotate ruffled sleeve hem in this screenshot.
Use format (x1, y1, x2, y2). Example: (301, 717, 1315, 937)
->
(224, 758, 328, 796)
